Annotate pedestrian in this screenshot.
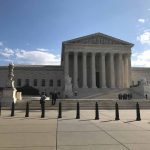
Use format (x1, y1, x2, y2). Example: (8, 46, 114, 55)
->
(53, 91, 58, 105)
(40, 92, 46, 117)
(145, 94, 148, 100)
(51, 92, 54, 105)
(49, 92, 53, 105)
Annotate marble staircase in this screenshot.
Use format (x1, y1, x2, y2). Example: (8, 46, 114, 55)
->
(7, 98, 150, 110)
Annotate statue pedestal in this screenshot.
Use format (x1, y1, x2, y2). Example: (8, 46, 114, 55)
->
(1, 87, 17, 106)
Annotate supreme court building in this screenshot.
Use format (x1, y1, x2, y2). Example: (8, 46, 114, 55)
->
(0, 33, 150, 98)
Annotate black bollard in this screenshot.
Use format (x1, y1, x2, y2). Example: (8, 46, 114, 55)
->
(25, 102, 29, 117)
(58, 102, 62, 118)
(0, 102, 1, 116)
(11, 102, 15, 117)
(115, 102, 120, 120)
(95, 102, 99, 120)
(76, 102, 80, 119)
(41, 103, 45, 118)
(136, 102, 141, 121)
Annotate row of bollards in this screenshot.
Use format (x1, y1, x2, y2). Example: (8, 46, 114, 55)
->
(10, 102, 30, 117)
(57, 101, 141, 121)
(1, 101, 141, 121)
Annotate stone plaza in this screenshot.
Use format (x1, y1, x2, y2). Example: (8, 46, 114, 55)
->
(1, 109, 150, 150)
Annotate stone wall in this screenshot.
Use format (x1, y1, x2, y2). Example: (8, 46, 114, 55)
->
(131, 67, 150, 86)
(0, 65, 64, 97)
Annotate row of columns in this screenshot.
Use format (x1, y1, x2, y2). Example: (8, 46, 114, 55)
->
(65, 52, 131, 89)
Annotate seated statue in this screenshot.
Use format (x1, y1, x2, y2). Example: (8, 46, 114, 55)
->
(65, 74, 73, 97)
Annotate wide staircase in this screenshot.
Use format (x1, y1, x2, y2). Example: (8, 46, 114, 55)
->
(10, 98, 150, 110)
(2, 88, 147, 110)
(70, 88, 131, 99)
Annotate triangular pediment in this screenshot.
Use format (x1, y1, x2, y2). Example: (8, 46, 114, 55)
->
(63, 33, 133, 46)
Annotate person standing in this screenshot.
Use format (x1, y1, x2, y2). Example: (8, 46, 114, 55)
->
(53, 91, 58, 105)
(52, 92, 54, 105)
(145, 94, 148, 100)
(40, 92, 46, 118)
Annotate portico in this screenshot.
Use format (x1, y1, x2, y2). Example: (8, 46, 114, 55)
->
(63, 33, 133, 90)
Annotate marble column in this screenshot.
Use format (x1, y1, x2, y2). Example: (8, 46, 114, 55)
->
(118, 53, 123, 88)
(91, 52, 96, 88)
(82, 52, 87, 88)
(65, 52, 69, 76)
(110, 53, 115, 88)
(124, 54, 128, 88)
(74, 52, 78, 89)
(128, 53, 131, 87)
(101, 53, 106, 88)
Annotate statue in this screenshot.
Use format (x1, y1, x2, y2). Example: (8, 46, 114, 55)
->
(64, 74, 73, 97)
(1, 62, 17, 106)
(139, 77, 147, 86)
(6, 62, 15, 88)
(8, 62, 14, 81)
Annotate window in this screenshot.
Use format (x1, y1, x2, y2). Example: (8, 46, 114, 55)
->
(49, 79, 53, 87)
(41, 79, 45, 86)
(33, 79, 37, 86)
(57, 79, 61, 87)
(17, 79, 21, 86)
(25, 79, 30, 86)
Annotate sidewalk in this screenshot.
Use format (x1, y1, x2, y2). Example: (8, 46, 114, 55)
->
(1, 110, 150, 149)
(0, 110, 57, 150)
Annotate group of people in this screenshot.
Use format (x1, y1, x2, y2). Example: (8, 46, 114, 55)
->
(40, 92, 58, 106)
(39, 92, 58, 117)
(118, 93, 132, 100)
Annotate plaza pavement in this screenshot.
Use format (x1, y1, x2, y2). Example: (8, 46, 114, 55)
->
(1, 109, 150, 150)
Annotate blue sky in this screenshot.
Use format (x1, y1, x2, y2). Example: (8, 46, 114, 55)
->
(0, 0, 150, 66)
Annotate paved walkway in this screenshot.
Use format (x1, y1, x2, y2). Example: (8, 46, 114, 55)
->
(1, 110, 150, 149)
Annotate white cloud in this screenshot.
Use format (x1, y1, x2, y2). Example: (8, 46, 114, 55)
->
(132, 49, 150, 67)
(0, 48, 14, 57)
(0, 48, 61, 65)
(36, 48, 49, 52)
(0, 41, 3, 46)
(137, 31, 150, 44)
(138, 18, 145, 23)
(14, 49, 60, 65)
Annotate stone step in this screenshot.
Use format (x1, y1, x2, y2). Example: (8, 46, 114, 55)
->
(2, 99, 150, 110)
